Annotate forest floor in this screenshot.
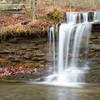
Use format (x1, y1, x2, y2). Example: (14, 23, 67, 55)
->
(0, 0, 100, 34)
(0, 3, 100, 38)
(0, 8, 65, 40)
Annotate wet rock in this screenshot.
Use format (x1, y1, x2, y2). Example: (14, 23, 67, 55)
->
(6, 73, 41, 80)
(0, 58, 6, 62)
(0, 50, 10, 54)
(0, 38, 48, 68)
(30, 47, 39, 50)
(35, 54, 45, 57)
(11, 59, 21, 63)
(20, 46, 27, 50)
(26, 49, 33, 51)
(92, 23, 100, 32)
(0, 58, 7, 66)
(17, 50, 25, 56)
(90, 34, 97, 39)
(88, 53, 95, 58)
(32, 57, 45, 61)
(92, 39, 100, 44)
(86, 67, 100, 83)
(8, 55, 15, 60)
(21, 20, 31, 25)
(91, 32, 100, 39)
(8, 38, 19, 44)
(89, 44, 100, 50)
(39, 61, 46, 64)
(23, 53, 32, 60)
(7, 55, 22, 63)
(23, 56, 31, 60)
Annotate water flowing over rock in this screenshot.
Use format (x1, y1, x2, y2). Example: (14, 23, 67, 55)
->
(35, 12, 100, 87)
(94, 12, 100, 21)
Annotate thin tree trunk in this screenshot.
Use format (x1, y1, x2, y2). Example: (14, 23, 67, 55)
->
(31, 0, 38, 19)
(31, 0, 34, 19)
(69, 0, 72, 12)
(53, 0, 55, 7)
(34, 0, 38, 19)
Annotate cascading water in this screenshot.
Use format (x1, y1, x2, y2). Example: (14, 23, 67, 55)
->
(35, 12, 100, 87)
(83, 12, 88, 22)
(49, 26, 56, 69)
(94, 12, 100, 21)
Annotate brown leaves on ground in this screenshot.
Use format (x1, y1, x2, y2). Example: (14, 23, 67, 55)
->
(0, 64, 49, 80)
(0, 14, 29, 31)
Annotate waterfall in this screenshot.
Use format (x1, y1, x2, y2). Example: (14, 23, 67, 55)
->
(58, 23, 75, 74)
(83, 12, 89, 22)
(94, 12, 100, 21)
(66, 12, 78, 23)
(36, 12, 100, 87)
(49, 26, 56, 70)
(70, 23, 91, 67)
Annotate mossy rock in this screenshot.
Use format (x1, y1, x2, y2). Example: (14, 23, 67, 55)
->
(46, 9, 65, 23)
(0, 0, 7, 4)
(0, 58, 8, 66)
(90, 34, 97, 39)
(94, 21, 100, 24)
(92, 39, 100, 44)
(0, 24, 49, 41)
(0, 80, 27, 83)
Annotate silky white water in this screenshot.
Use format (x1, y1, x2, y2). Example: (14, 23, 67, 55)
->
(35, 12, 100, 87)
(49, 26, 56, 69)
(94, 12, 100, 21)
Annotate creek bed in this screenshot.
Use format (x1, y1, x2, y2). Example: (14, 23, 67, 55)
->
(0, 82, 100, 100)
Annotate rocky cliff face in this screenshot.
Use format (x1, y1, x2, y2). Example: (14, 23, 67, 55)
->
(86, 23, 100, 83)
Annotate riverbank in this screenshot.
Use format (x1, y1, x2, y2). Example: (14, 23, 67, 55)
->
(0, 10, 100, 42)
(0, 37, 51, 80)
(0, 9, 65, 41)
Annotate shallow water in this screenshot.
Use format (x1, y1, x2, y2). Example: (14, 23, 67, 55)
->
(0, 82, 100, 100)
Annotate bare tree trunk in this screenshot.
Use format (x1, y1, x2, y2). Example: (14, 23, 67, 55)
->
(3, 0, 6, 2)
(31, 0, 38, 19)
(53, 0, 55, 7)
(2, 0, 7, 3)
(34, 0, 38, 19)
(31, 0, 34, 18)
(69, 0, 72, 12)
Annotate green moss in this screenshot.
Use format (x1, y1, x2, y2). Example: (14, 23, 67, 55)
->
(0, 80, 27, 83)
(94, 21, 100, 24)
(46, 9, 64, 23)
(0, 25, 49, 41)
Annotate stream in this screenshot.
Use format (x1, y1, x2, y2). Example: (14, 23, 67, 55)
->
(0, 83, 100, 100)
